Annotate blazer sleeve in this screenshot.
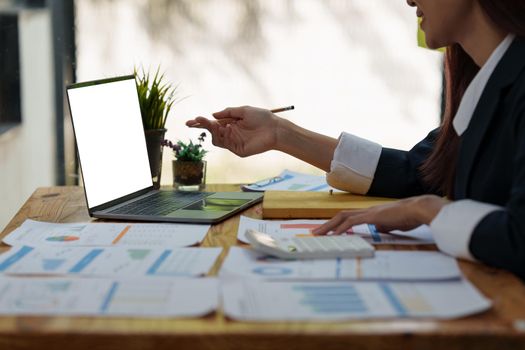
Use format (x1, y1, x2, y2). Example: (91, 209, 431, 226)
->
(367, 128, 442, 198)
(469, 106, 525, 280)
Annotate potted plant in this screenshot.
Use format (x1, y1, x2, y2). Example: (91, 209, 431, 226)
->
(162, 132, 208, 191)
(135, 66, 177, 188)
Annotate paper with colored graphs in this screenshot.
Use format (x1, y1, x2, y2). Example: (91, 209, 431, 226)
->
(0, 245, 221, 278)
(242, 169, 341, 192)
(237, 216, 435, 245)
(220, 247, 461, 281)
(0, 277, 218, 318)
(221, 279, 491, 321)
(3, 219, 211, 247)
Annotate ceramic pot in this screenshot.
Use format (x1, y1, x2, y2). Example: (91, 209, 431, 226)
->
(144, 128, 167, 188)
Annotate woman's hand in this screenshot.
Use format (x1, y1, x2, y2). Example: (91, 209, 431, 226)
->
(311, 195, 449, 235)
(186, 106, 280, 157)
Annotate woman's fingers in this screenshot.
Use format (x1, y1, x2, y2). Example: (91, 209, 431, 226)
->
(186, 117, 229, 147)
(187, 119, 233, 127)
(311, 215, 343, 235)
(213, 106, 245, 121)
(186, 119, 204, 127)
(212, 107, 233, 119)
(217, 118, 239, 125)
(311, 197, 437, 237)
(332, 213, 369, 235)
(312, 210, 362, 235)
(186, 116, 213, 129)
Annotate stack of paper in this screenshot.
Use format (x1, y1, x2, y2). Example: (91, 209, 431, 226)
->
(237, 216, 435, 245)
(222, 217, 492, 321)
(0, 218, 492, 321)
(0, 219, 219, 318)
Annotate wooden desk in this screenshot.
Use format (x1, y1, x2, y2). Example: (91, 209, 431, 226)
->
(1, 186, 525, 350)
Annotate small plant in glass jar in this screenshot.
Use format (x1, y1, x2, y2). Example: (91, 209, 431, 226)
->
(162, 132, 208, 191)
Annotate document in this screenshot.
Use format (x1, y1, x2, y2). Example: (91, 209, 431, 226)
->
(242, 169, 341, 192)
(237, 216, 435, 245)
(221, 279, 491, 321)
(220, 247, 461, 281)
(3, 219, 211, 248)
(0, 245, 221, 278)
(0, 277, 218, 318)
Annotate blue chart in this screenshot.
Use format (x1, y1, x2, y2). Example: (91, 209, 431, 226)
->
(293, 284, 368, 314)
(252, 266, 293, 276)
(42, 259, 66, 271)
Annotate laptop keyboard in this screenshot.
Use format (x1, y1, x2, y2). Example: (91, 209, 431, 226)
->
(108, 191, 212, 216)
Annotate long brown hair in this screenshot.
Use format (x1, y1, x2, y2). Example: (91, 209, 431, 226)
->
(420, 0, 525, 198)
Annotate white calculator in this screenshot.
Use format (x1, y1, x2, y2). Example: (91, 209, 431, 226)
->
(244, 229, 375, 259)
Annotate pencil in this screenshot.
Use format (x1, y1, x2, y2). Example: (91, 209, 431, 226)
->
(270, 105, 294, 113)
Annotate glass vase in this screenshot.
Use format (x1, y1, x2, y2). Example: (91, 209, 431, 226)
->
(172, 160, 206, 191)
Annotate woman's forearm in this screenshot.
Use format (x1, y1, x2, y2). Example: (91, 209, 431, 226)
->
(412, 195, 449, 224)
(274, 118, 338, 172)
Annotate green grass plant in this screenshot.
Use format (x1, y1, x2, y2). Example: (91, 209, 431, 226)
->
(134, 66, 176, 130)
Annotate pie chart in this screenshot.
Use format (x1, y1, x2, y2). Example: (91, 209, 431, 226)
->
(46, 235, 80, 242)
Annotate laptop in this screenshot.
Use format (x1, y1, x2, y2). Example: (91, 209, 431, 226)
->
(66, 75, 263, 224)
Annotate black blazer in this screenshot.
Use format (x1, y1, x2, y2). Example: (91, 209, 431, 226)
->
(367, 37, 525, 280)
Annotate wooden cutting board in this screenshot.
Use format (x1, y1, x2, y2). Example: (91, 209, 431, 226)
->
(262, 191, 396, 219)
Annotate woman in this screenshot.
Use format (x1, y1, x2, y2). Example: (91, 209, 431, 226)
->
(187, 0, 525, 280)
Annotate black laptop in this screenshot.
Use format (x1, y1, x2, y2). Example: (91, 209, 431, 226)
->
(66, 75, 262, 224)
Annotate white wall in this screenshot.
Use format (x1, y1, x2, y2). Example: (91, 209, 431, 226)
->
(0, 9, 55, 231)
(76, 0, 443, 186)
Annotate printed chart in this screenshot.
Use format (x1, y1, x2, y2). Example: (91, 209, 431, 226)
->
(3, 220, 211, 248)
(242, 170, 336, 192)
(0, 246, 222, 278)
(220, 247, 462, 281)
(222, 280, 491, 321)
(0, 277, 218, 318)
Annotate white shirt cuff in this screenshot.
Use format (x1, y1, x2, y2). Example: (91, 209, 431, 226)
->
(326, 132, 382, 194)
(430, 199, 503, 261)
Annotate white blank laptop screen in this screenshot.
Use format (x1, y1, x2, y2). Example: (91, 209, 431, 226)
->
(67, 78, 153, 208)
